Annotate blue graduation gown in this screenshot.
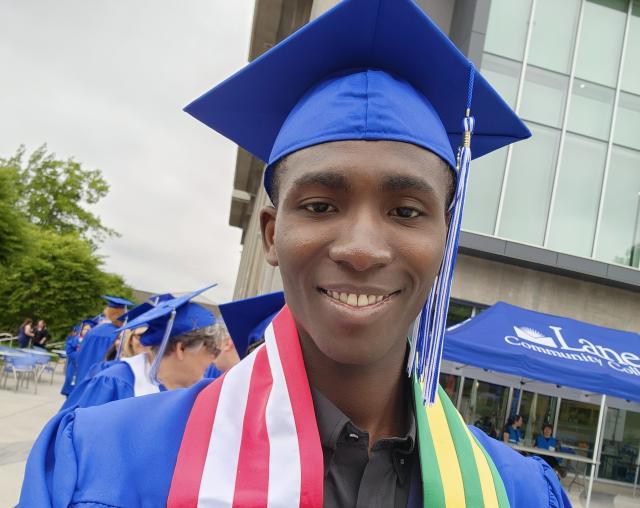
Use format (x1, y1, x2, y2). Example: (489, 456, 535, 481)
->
(59, 361, 135, 412)
(73, 323, 119, 389)
(203, 363, 222, 379)
(19, 380, 571, 508)
(60, 335, 80, 396)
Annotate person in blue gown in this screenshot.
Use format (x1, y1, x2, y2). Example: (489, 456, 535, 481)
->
(18, 1, 571, 505)
(72, 296, 134, 389)
(202, 291, 284, 380)
(60, 293, 219, 412)
(60, 321, 93, 397)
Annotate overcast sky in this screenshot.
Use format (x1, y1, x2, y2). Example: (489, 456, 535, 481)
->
(0, 0, 255, 303)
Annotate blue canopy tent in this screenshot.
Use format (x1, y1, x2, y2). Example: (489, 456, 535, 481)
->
(443, 301, 640, 506)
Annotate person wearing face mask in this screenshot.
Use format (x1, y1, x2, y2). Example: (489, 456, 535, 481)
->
(18, 2, 570, 506)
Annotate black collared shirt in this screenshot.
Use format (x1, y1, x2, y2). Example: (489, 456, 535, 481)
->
(311, 387, 417, 508)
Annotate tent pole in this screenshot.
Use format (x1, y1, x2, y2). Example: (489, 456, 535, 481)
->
(586, 394, 606, 508)
(456, 375, 465, 410)
(553, 397, 561, 432)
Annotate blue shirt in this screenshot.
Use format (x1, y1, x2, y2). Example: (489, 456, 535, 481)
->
(506, 425, 522, 443)
(535, 435, 558, 450)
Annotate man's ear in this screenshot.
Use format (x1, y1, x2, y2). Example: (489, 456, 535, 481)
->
(260, 205, 278, 267)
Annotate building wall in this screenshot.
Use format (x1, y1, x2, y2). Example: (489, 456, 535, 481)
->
(231, 0, 640, 335)
(452, 254, 640, 332)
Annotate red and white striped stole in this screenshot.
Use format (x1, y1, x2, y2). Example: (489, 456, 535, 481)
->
(167, 305, 324, 507)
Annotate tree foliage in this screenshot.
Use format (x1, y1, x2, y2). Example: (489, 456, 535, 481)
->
(3, 145, 116, 245)
(0, 166, 26, 265)
(0, 145, 133, 340)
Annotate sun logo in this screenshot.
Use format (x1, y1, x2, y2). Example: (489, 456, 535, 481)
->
(512, 326, 557, 348)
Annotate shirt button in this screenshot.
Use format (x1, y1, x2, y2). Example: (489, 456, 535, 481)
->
(400, 458, 406, 465)
(346, 432, 359, 442)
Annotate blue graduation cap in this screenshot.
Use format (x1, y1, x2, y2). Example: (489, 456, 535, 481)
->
(184, 0, 529, 404)
(113, 293, 175, 359)
(118, 285, 217, 384)
(101, 295, 135, 309)
(219, 292, 286, 358)
(117, 293, 175, 324)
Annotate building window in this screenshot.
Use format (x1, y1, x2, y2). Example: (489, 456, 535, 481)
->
(599, 407, 640, 484)
(498, 124, 560, 245)
(465, 0, 640, 271)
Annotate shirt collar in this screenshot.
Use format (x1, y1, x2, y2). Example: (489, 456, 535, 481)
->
(310, 384, 417, 484)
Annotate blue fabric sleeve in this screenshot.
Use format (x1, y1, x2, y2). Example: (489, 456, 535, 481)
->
(17, 411, 78, 508)
(60, 375, 133, 413)
(470, 426, 573, 507)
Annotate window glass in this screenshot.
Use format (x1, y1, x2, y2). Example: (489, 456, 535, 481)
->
(484, 0, 532, 61)
(574, 0, 627, 88)
(556, 399, 600, 456)
(519, 66, 569, 128)
(614, 92, 640, 151)
(460, 379, 508, 440)
(595, 145, 640, 267)
(547, 134, 607, 257)
(463, 147, 508, 234)
(480, 53, 521, 109)
(599, 408, 640, 484)
(498, 124, 561, 245)
(446, 301, 474, 327)
(528, 0, 580, 74)
(439, 373, 460, 403)
(519, 392, 559, 446)
(621, 1, 640, 95)
(567, 79, 615, 141)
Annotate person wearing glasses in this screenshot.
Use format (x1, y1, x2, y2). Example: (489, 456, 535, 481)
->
(59, 297, 220, 413)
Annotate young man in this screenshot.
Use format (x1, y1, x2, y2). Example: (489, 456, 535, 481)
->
(19, 1, 571, 506)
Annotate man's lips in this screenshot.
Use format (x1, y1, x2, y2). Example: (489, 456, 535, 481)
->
(318, 287, 401, 308)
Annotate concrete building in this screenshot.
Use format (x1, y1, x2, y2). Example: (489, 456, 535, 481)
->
(226, 0, 640, 487)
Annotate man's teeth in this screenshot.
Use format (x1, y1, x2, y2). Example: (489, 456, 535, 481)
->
(326, 291, 385, 307)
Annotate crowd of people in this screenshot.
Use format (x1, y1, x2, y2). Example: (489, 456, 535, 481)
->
(16, 0, 571, 506)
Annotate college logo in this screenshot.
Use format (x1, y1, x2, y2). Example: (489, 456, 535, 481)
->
(505, 325, 640, 376)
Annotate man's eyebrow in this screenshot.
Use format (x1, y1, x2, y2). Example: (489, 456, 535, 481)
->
(380, 174, 436, 193)
(291, 171, 351, 191)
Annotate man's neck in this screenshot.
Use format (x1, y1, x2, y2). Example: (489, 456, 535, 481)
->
(299, 330, 409, 452)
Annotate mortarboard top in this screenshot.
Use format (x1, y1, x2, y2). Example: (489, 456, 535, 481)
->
(118, 293, 175, 324)
(101, 295, 135, 309)
(219, 292, 285, 358)
(185, 0, 530, 197)
(119, 285, 217, 346)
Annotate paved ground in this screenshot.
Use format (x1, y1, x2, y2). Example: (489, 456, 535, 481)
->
(0, 367, 65, 507)
(0, 366, 638, 508)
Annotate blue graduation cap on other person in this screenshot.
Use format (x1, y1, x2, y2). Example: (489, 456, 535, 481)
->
(185, 0, 529, 403)
(119, 285, 217, 383)
(219, 291, 286, 359)
(113, 293, 176, 360)
(102, 295, 135, 309)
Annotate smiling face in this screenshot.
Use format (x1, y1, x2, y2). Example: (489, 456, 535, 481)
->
(260, 140, 452, 367)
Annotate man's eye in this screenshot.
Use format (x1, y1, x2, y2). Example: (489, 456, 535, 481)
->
(304, 202, 336, 213)
(390, 207, 421, 218)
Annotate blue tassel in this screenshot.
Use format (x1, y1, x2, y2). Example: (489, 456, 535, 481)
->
(114, 317, 129, 361)
(408, 66, 475, 405)
(149, 310, 177, 385)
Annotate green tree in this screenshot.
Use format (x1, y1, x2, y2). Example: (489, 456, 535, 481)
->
(2, 145, 117, 246)
(0, 166, 26, 265)
(0, 227, 133, 339)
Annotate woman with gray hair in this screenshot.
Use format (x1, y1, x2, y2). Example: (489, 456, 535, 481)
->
(59, 290, 220, 413)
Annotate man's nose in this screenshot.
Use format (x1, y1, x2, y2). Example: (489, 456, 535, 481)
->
(328, 210, 393, 271)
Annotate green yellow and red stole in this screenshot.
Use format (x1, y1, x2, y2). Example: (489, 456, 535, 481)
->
(167, 305, 510, 507)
